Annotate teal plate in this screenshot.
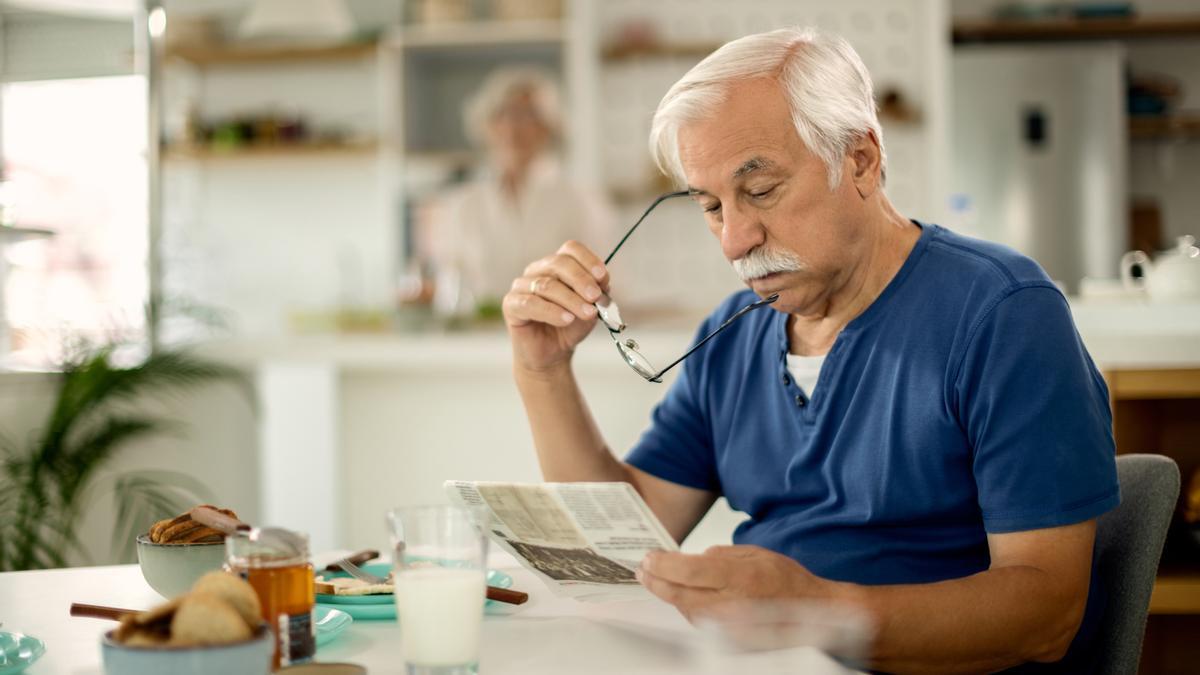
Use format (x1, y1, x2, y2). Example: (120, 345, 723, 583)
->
(316, 564, 513, 621)
(314, 606, 352, 648)
(0, 632, 45, 675)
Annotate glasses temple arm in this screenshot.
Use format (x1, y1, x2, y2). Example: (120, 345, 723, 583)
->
(649, 294, 780, 382)
(603, 190, 690, 266)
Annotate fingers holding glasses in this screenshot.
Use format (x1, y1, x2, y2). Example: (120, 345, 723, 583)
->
(523, 250, 606, 308)
(512, 275, 597, 322)
(503, 242, 611, 336)
(503, 287, 578, 328)
(556, 240, 610, 291)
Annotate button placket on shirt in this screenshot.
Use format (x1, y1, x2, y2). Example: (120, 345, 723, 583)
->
(779, 331, 847, 425)
(779, 346, 811, 416)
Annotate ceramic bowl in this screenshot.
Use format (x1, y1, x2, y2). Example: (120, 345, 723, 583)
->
(101, 626, 272, 675)
(135, 533, 227, 598)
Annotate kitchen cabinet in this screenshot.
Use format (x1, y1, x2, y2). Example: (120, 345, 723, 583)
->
(1106, 367, 1200, 675)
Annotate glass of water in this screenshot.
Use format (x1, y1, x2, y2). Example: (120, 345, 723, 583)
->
(387, 505, 488, 675)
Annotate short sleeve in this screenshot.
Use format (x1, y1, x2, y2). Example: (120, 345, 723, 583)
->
(624, 321, 721, 493)
(955, 284, 1119, 533)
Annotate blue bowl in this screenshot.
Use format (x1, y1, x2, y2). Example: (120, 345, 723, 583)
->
(101, 625, 272, 675)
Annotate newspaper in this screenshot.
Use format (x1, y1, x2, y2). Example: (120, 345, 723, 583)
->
(444, 480, 679, 601)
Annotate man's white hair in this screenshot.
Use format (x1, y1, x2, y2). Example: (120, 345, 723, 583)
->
(649, 27, 885, 191)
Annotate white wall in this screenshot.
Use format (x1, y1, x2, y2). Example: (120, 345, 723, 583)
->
(161, 51, 395, 337)
(163, 154, 393, 336)
(336, 355, 743, 555)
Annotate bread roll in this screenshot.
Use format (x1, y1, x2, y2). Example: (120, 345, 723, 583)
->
(191, 571, 263, 628)
(170, 592, 252, 646)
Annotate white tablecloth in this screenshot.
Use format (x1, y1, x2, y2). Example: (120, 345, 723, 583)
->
(0, 552, 853, 674)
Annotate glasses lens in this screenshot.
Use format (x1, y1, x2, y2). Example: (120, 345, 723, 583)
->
(615, 338, 658, 381)
(596, 295, 625, 332)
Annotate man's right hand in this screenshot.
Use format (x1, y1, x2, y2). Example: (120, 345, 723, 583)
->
(503, 240, 610, 375)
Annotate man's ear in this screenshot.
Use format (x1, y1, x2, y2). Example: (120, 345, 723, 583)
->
(849, 131, 883, 199)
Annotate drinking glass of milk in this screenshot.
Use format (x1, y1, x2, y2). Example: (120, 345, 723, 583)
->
(387, 505, 488, 675)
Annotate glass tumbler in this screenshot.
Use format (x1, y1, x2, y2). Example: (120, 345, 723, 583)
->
(387, 505, 488, 675)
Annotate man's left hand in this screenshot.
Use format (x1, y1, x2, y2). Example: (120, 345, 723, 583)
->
(637, 545, 847, 621)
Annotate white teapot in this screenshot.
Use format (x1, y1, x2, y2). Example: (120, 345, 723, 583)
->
(1121, 235, 1200, 301)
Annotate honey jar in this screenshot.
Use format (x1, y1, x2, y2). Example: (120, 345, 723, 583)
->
(226, 528, 315, 669)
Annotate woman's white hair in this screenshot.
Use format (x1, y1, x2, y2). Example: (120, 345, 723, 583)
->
(464, 66, 563, 146)
(649, 27, 885, 191)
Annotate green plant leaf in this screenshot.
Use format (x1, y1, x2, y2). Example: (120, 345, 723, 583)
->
(53, 416, 166, 506)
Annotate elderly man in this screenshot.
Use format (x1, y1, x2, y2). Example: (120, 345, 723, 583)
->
(501, 27, 1117, 673)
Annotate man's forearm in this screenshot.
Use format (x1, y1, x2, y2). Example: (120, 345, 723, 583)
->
(514, 362, 630, 483)
(845, 565, 1087, 674)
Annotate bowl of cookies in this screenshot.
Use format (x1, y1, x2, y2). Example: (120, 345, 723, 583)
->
(102, 571, 272, 675)
(137, 505, 239, 598)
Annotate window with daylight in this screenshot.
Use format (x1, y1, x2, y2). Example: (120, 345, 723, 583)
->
(1, 75, 148, 369)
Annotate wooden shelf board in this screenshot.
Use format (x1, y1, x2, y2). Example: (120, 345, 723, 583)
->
(1151, 570, 1200, 614)
(166, 40, 378, 66)
(952, 15, 1200, 43)
(601, 42, 722, 63)
(0, 226, 54, 239)
(1130, 115, 1200, 141)
(388, 20, 564, 49)
(163, 142, 380, 161)
(1107, 368, 1200, 400)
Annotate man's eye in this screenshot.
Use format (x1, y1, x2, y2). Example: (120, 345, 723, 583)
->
(703, 203, 721, 214)
(749, 186, 776, 199)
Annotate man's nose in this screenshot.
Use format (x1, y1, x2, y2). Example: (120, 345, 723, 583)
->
(720, 203, 765, 262)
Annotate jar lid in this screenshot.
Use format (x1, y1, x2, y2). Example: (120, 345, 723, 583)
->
(226, 527, 309, 567)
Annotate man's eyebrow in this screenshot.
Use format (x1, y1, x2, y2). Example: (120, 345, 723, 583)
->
(732, 157, 775, 179)
(686, 157, 777, 196)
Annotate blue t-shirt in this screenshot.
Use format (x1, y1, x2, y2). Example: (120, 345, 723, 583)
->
(626, 223, 1119, 668)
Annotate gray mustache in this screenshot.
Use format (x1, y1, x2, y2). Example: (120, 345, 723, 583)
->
(732, 246, 805, 282)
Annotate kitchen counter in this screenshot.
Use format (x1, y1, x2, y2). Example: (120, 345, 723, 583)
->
(200, 298, 1200, 372)
(1069, 298, 1200, 368)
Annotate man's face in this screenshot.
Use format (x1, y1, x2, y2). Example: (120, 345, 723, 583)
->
(677, 77, 870, 315)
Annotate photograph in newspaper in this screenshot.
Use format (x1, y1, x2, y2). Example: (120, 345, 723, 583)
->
(506, 539, 638, 584)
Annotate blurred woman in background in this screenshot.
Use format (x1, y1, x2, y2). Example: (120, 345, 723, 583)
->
(429, 67, 613, 315)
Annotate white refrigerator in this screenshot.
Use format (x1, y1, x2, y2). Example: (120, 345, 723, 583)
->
(950, 43, 1128, 292)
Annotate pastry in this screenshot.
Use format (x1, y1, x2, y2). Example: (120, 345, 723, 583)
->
(148, 505, 239, 544)
(170, 592, 252, 646)
(113, 571, 262, 648)
(191, 571, 263, 627)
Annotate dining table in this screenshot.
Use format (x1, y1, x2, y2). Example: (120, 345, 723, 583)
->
(0, 550, 857, 674)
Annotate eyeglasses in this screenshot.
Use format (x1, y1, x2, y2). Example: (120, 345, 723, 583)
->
(596, 191, 779, 383)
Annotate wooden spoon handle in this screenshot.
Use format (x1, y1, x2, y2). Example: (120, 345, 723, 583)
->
(486, 586, 529, 605)
(190, 505, 251, 535)
(71, 602, 137, 621)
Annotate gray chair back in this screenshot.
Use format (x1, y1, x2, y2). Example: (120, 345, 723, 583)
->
(1093, 454, 1180, 674)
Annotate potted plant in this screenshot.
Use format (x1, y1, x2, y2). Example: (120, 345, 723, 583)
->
(0, 343, 243, 571)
